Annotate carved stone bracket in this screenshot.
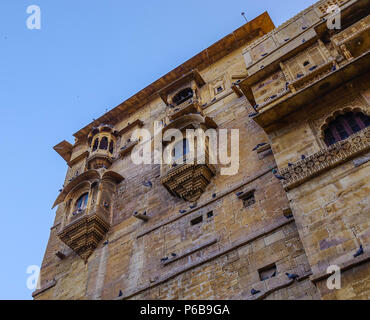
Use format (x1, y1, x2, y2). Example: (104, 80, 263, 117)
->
(57, 214, 110, 262)
(161, 163, 216, 202)
(281, 127, 370, 190)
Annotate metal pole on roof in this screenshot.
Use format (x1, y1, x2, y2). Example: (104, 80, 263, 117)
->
(241, 12, 248, 23)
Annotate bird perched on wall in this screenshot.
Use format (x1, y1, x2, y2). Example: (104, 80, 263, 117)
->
(161, 257, 169, 262)
(103, 240, 109, 246)
(236, 191, 244, 197)
(309, 65, 317, 71)
(212, 193, 217, 199)
(58, 189, 62, 192)
(171, 253, 177, 257)
(301, 155, 306, 160)
(272, 169, 286, 180)
(133, 211, 138, 215)
(252, 142, 267, 151)
(297, 73, 304, 78)
(251, 288, 261, 295)
(143, 181, 152, 188)
(285, 214, 294, 219)
(354, 245, 364, 258)
(288, 162, 293, 167)
(189, 203, 197, 209)
(142, 211, 147, 216)
(249, 112, 259, 118)
(332, 65, 337, 72)
(179, 209, 187, 214)
(118, 290, 123, 297)
(285, 272, 299, 280)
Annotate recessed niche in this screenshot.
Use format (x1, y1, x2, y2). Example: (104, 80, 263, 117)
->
(259, 264, 277, 281)
(239, 190, 256, 208)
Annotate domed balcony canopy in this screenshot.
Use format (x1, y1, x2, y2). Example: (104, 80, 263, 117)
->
(87, 124, 118, 145)
(157, 69, 205, 106)
(52, 169, 124, 208)
(162, 114, 217, 139)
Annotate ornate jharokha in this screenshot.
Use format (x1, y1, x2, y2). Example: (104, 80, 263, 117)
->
(53, 169, 124, 262)
(86, 124, 118, 170)
(160, 114, 218, 202)
(52, 124, 123, 262)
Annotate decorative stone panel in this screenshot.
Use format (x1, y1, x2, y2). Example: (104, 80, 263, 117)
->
(280, 127, 370, 190)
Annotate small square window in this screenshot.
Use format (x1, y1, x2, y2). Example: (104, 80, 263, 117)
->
(259, 264, 277, 281)
(190, 216, 203, 226)
(207, 211, 213, 218)
(214, 84, 224, 95)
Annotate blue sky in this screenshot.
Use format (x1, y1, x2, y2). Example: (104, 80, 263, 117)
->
(0, 0, 316, 299)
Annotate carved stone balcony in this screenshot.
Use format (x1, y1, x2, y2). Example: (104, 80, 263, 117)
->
(332, 14, 370, 61)
(288, 60, 337, 92)
(251, 51, 370, 131)
(280, 127, 370, 191)
(87, 149, 114, 170)
(53, 169, 124, 262)
(161, 162, 216, 202)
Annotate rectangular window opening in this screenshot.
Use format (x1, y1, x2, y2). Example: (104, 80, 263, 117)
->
(190, 216, 203, 226)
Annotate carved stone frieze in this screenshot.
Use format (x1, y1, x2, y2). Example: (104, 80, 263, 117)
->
(281, 127, 370, 190)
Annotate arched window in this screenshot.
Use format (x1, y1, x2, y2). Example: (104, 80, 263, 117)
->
(173, 138, 190, 162)
(92, 138, 99, 152)
(324, 111, 370, 146)
(172, 88, 193, 106)
(109, 140, 114, 154)
(99, 137, 108, 150)
(75, 193, 88, 211)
